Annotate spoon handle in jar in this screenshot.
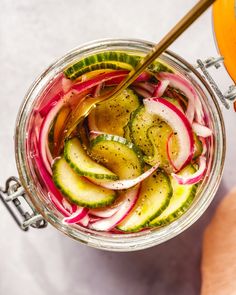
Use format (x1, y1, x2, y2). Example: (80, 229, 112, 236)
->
(108, 0, 216, 99)
(64, 0, 215, 139)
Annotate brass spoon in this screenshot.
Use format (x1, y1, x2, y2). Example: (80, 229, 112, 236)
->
(64, 0, 215, 139)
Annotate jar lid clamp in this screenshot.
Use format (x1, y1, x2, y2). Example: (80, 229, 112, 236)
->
(196, 56, 236, 109)
(0, 177, 47, 231)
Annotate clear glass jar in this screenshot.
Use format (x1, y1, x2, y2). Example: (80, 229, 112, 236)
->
(15, 39, 225, 251)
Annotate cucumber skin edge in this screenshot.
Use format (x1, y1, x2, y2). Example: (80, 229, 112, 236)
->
(90, 134, 145, 171)
(116, 171, 173, 232)
(52, 161, 117, 209)
(64, 141, 119, 180)
(149, 184, 198, 227)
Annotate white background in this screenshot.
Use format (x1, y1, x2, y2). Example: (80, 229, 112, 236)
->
(0, 1, 235, 294)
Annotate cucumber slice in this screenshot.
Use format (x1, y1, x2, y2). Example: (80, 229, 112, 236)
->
(123, 123, 131, 141)
(64, 51, 173, 80)
(64, 52, 141, 80)
(53, 158, 116, 208)
(64, 138, 118, 180)
(65, 62, 133, 80)
(88, 89, 140, 137)
(145, 124, 179, 171)
(117, 170, 173, 232)
(130, 106, 161, 156)
(148, 59, 173, 73)
(149, 165, 197, 226)
(90, 134, 144, 179)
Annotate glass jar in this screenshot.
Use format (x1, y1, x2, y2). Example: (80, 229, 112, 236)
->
(11, 39, 225, 251)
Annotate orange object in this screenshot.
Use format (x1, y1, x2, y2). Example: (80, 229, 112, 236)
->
(201, 188, 236, 295)
(213, 0, 236, 83)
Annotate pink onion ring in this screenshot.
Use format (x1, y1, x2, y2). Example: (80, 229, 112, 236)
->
(133, 82, 155, 94)
(72, 70, 128, 92)
(158, 72, 197, 124)
(87, 163, 159, 190)
(153, 80, 169, 97)
(78, 214, 90, 227)
(192, 122, 212, 138)
(62, 207, 88, 224)
(89, 185, 140, 231)
(39, 99, 65, 174)
(172, 156, 206, 185)
(89, 206, 120, 218)
(132, 86, 152, 98)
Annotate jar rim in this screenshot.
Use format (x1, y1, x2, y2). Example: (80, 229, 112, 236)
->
(15, 38, 226, 251)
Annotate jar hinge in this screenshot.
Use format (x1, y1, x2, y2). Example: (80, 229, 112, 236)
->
(196, 57, 236, 109)
(0, 176, 47, 231)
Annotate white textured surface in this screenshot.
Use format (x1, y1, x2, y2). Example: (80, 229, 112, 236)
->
(0, 1, 235, 294)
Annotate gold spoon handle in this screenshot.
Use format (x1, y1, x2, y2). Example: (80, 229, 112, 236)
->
(110, 0, 215, 99)
(64, 0, 215, 139)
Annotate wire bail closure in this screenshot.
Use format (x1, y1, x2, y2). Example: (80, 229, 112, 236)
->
(196, 56, 236, 109)
(0, 177, 47, 231)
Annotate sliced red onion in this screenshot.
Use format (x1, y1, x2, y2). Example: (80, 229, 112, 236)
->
(62, 207, 88, 224)
(144, 97, 194, 171)
(134, 82, 155, 94)
(72, 70, 128, 93)
(135, 72, 151, 82)
(62, 198, 75, 214)
(172, 156, 206, 185)
(153, 80, 169, 97)
(105, 71, 151, 86)
(158, 72, 197, 123)
(89, 216, 102, 224)
(45, 138, 53, 165)
(199, 137, 207, 155)
(89, 206, 120, 218)
(132, 86, 152, 98)
(89, 185, 140, 231)
(39, 93, 63, 118)
(92, 82, 104, 98)
(192, 122, 212, 138)
(78, 214, 90, 227)
(87, 163, 159, 190)
(62, 76, 74, 93)
(194, 97, 205, 125)
(37, 73, 64, 116)
(49, 193, 70, 217)
(39, 99, 65, 174)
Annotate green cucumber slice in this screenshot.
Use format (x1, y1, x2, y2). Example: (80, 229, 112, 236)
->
(130, 106, 161, 156)
(88, 89, 140, 137)
(64, 138, 118, 180)
(64, 52, 141, 80)
(123, 123, 131, 141)
(53, 158, 116, 208)
(90, 134, 143, 179)
(149, 165, 197, 226)
(117, 170, 173, 232)
(145, 124, 179, 171)
(64, 52, 173, 80)
(148, 59, 173, 73)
